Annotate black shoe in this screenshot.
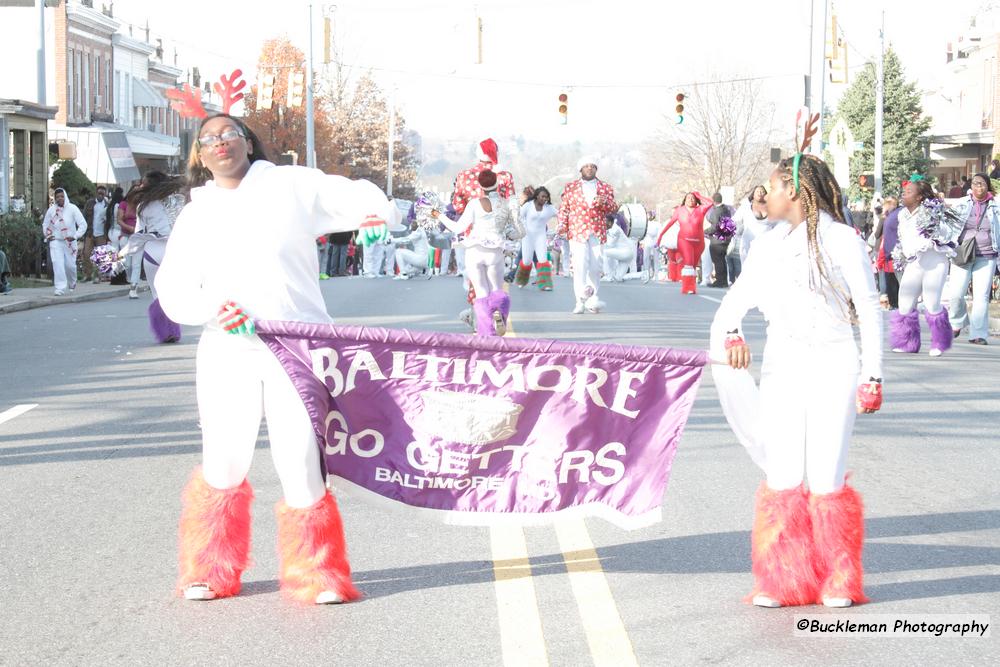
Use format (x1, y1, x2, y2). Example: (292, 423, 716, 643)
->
(0, 282, 11, 294)
(969, 338, 988, 345)
(953, 329, 962, 339)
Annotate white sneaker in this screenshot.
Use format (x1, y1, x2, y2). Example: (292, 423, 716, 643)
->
(393, 274, 409, 281)
(459, 309, 475, 330)
(752, 595, 781, 608)
(928, 349, 943, 357)
(822, 597, 853, 608)
(53, 289, 64, 296)
(128, 288, 138, 299)
(493, 311, 506, 337)
(315, 591, 345, 605)
(572, 300, 585, 315)
(183, 584, 216, 601)
(584, 296, 603, 314)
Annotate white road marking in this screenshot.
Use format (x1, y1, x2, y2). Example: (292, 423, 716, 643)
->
(697, 294, 723, 304)
(555, 519, 639, 667)
(0, 404, 38, 426)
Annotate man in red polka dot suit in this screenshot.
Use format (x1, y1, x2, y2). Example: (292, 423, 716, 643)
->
(556, 156, 618, 314)
(451, 138, 516, 216)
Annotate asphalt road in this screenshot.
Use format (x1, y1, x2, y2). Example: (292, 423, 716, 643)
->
(0, 275, 997, 666)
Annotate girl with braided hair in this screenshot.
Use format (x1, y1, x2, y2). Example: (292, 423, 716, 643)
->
(710, 147, 883, 609)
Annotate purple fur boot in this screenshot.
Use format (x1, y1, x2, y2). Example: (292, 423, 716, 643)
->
(488, 289, 510, 337)
(925, 309, 953, 355)
(148, 298, 182, 344)
(889, 310, 920, 353)
(473, 297, 495, 336)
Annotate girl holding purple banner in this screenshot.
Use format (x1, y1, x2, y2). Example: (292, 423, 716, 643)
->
(156, 102, 393, 606)
(710, 116, 883, 610)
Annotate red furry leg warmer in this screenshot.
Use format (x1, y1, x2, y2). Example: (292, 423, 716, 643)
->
(176, 467, 253, 598)
(809, 484, 868, 604)
(747, 483, 819, 606)
(276, 491, 361, 604)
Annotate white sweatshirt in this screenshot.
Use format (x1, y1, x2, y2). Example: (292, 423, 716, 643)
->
(42, 203, 87, 241)
(520, 201, 558, 236)
(156, 160, 393, 327)
(710, 212, 883, 380)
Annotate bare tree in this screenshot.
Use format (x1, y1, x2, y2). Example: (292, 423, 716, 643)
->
(646, 78, 777, 200)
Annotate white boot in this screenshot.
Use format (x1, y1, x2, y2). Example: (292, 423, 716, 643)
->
(572, 300, 585, 315)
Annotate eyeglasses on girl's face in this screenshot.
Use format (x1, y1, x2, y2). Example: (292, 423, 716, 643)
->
(971, 179, 988, 188)
(197, 129, 245, 149)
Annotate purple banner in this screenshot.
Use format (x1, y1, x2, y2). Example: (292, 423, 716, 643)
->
(257, 322, 707, 529)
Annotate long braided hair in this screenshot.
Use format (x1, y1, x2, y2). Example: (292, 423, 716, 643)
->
(773, 153, 858, 324)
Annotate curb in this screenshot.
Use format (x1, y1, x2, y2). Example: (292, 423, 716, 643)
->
(0, 285, 150, 315)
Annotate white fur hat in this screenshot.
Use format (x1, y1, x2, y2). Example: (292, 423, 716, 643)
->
(576, 155, 599, 172)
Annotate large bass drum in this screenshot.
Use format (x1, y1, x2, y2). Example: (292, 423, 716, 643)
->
(619, 203, 648, 240)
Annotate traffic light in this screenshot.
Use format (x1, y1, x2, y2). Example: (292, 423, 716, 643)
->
(675, 92, 685, 124)
(257, 72, 275, 110)
(858, 173, 874, 190)
(558, 92, 568, 125)
(287, 70, 305, 108)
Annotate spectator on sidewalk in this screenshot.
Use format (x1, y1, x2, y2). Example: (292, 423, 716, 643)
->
(704, 193, 733, 288)
(948, 172, 999, 345)
(947, 181, 965, 199)
(82, 185, 111, 283)
(327, 230, 352, 276)
(42, 188, 87, 296)
(117, 187, 142, 297)
(0, 248, 12, 293)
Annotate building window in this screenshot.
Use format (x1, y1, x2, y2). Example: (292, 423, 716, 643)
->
(84, 53, 91, 119)
(67, 49, 75, 118)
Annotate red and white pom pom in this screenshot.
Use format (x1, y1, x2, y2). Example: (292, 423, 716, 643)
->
(856, 383, 883, 411)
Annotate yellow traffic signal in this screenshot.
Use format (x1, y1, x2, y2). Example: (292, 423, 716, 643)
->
(558, 92, 568, 125)
(675, 92, 685, 124)
(257, 72, 275, 110)
(288, 70, 305, 108)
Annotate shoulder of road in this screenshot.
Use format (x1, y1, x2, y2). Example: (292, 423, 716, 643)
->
(0, 282, 150, 315)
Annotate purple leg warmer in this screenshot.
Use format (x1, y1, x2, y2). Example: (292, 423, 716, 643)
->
(473, 297, 495, 336)
(889, 310, 921, 353)
(489, 289, 511, 322)
(148, 298, 181, 344)
(925, 309, 953, 353)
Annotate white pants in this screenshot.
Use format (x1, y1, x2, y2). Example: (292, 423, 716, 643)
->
(364, 242, 388, 277)
(436, 247, 452, 274)
(197, 330, 325, 509)
(49, 239, 77, 292)
(947, 255, 998, 339)
(700, 242, 713, 285)
(603, 244, 636, 281)
(465, 245, 505, 297)
(454, 245, 466, 276)
(643, 243, 662, 277)
(117, 233, 142, 286)
(569, 236, 603, 301)
(758, 338, 859, 494)
(396, 247, 426, 276)
(143, 238, 168, 300)
(898, 250, 949, 315)
(521, 227, 548, 266)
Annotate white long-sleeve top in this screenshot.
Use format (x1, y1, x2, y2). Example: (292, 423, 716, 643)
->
(42, 203, 87, 241)
(137, 194, 185, 237)
(710, 212, 883, 380)
(395, 227, 430, 255)
(734, 200, 773, 262)
(444, 194, 520, 249)
(605, 223, 633, 251)
(520, 201, 558, 236)
(155, 160, 394, 327)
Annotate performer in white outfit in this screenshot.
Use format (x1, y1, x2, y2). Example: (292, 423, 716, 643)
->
(393, 222, 432, 279)
(440, 170, 524, 335)
(123, 171, 186, 343)
(737, 185, 772, 263)
(41, 188, 87, 296)
(516, 187, 558, 290)
(602, 215, 638, 282)
(641, 214, 664, 282)
(711, 144, 883, 610)
(888, 177, 961, 357)
(156, 111, 392, 606)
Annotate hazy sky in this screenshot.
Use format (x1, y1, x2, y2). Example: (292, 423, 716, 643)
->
(105, 0, 985, 142)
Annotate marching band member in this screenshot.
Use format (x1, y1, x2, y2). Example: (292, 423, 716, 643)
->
(516, 186, 558, 291)
(657, 192, 715, 294)
(557, 156, 619, 314)
(156, 109, 393, 606)
(711, 131, 883, 609)
(602, 213, 638, 282)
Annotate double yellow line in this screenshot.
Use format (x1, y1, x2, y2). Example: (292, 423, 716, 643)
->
(489, 304, 638, 666)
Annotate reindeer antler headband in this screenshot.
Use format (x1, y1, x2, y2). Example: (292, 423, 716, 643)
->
(792, 110, 821, 195)
(165, 68, 246, 119)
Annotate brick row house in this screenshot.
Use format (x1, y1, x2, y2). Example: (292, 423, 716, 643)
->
(2, 0, 226, 212)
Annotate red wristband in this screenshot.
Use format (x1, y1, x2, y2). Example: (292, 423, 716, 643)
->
(724, 336, 746, 350)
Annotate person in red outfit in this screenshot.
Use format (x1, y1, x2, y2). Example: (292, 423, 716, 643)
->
(451, 138, 516, 215)
(656, 192, 715, 294)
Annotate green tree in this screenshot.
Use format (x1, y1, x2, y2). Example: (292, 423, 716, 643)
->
(50, 160, 95, 209)
(834, 48, 932, 200)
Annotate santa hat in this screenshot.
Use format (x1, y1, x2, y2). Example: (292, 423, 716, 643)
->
(576, 155, 599, 172)
(478, 138, 499, 165)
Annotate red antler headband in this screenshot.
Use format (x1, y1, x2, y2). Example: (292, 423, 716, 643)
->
(165, 69, 246, 119)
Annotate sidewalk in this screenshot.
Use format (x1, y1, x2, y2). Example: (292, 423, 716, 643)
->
(0, 280, 149, 315)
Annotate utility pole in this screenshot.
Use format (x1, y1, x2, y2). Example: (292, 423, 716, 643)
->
(874, 11, 885, 200)
(37, 0, 46, 104)
(306, 2, 316, 168)
(815, 0, 828, 154)
(387, 87, 395, 197)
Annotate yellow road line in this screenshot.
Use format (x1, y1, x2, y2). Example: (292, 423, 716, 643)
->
(490, 524, 549, 666)
(555, 519, 639, 667)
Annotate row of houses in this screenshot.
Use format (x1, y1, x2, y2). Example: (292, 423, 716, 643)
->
(1, 0, 229, 214)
